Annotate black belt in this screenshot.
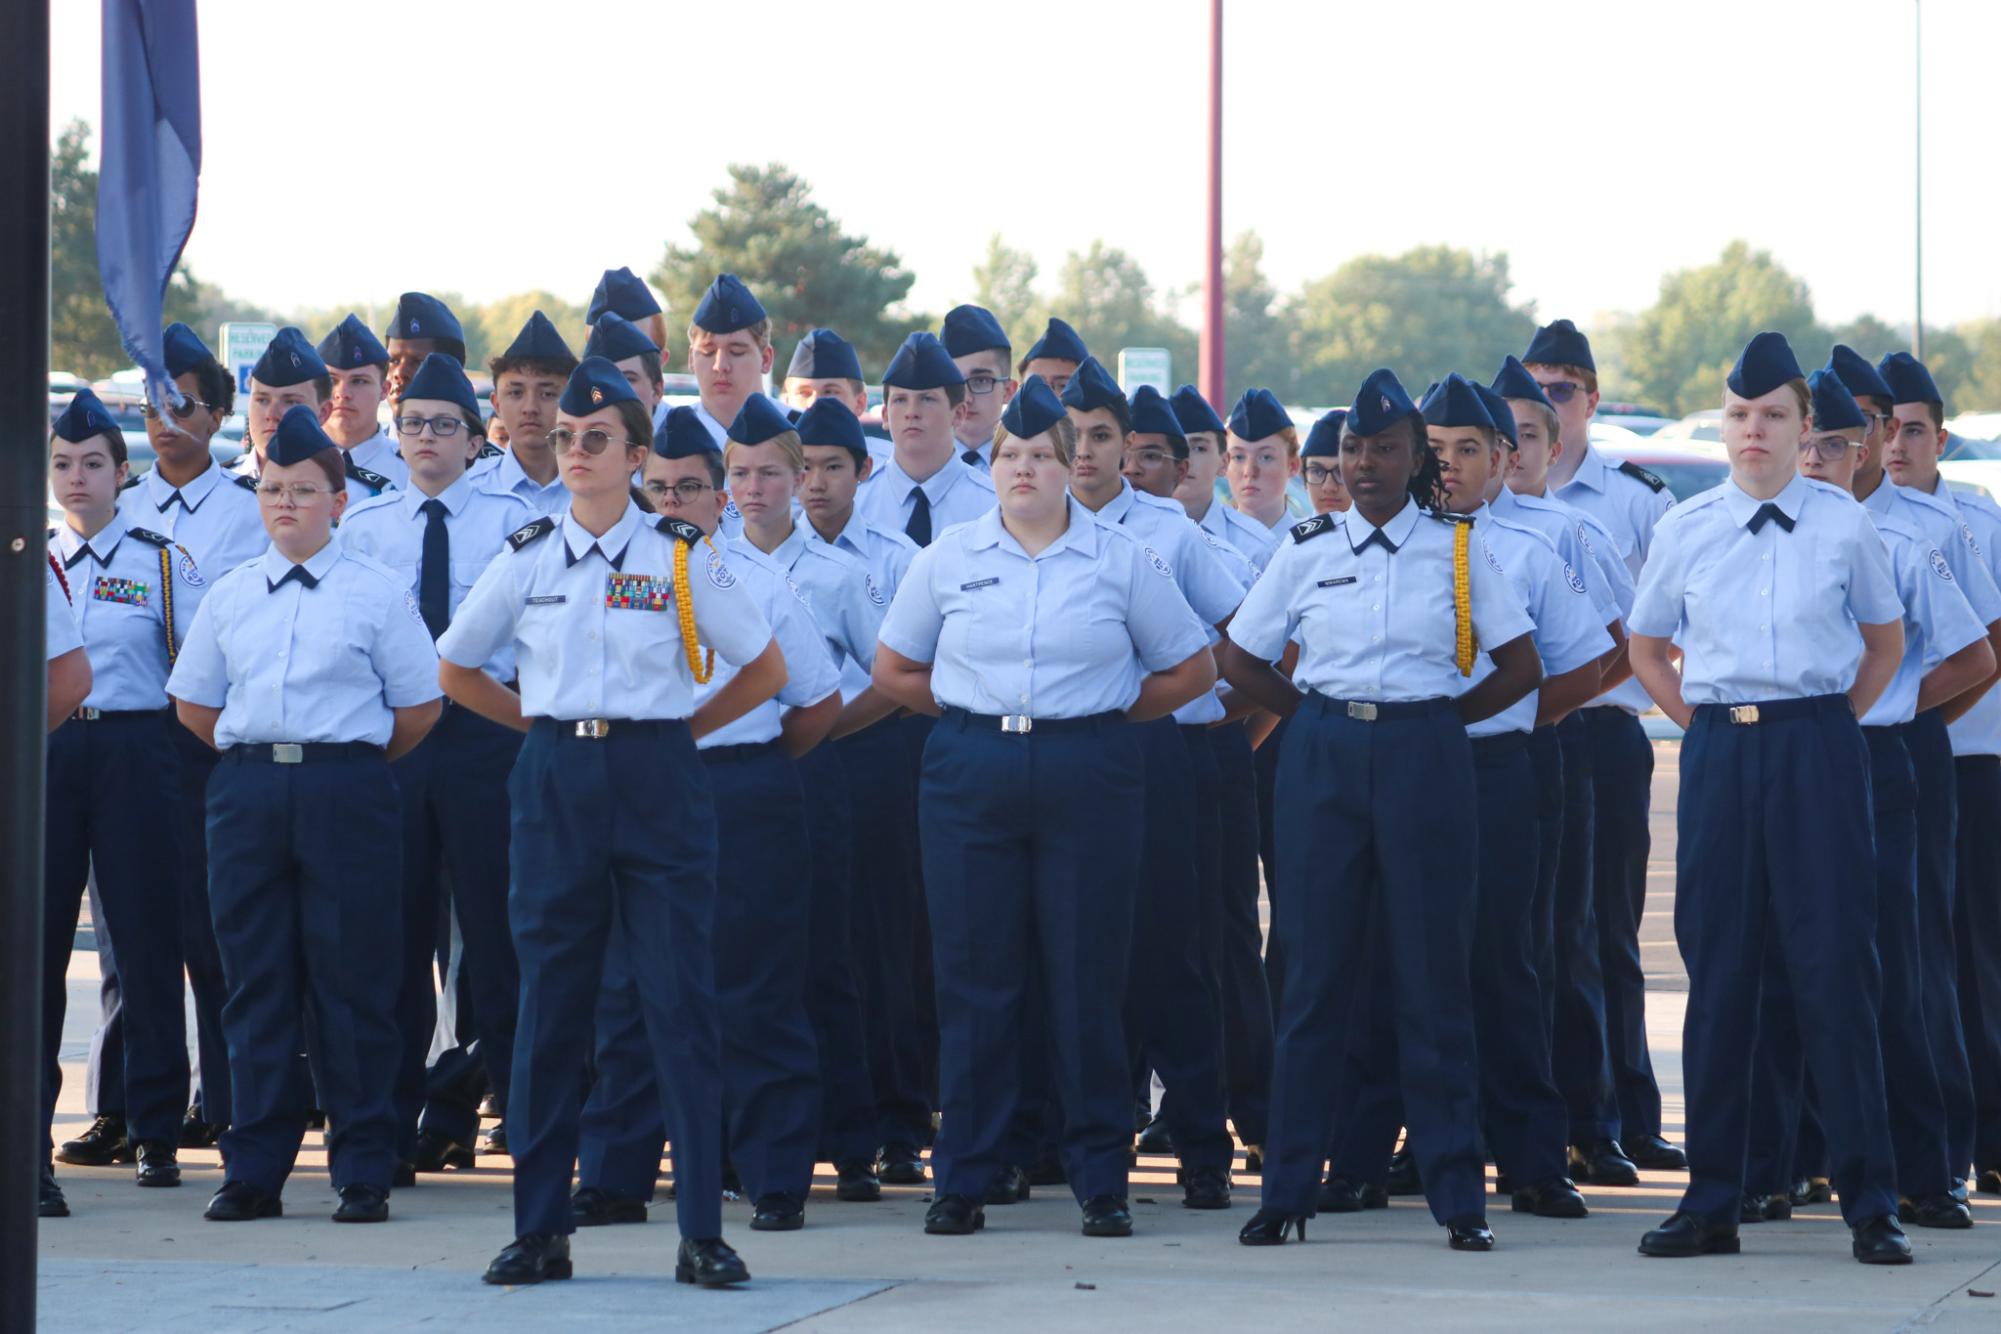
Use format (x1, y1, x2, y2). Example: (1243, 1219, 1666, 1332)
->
(72, 707, 169, 722)
(1691, 694, 1852, 726)
(1304, 692, 1456, 722)
(941, 706, 1126, 736)
(532, 718, 685, 741)
(224, 741, 385, 765)
(700, 740, 783, 764)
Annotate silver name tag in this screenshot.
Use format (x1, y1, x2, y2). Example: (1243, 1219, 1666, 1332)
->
(525, 594, 567, 605)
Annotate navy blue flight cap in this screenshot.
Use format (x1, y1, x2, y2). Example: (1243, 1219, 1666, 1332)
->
(1060, 356, 1127, 415)
(387, 292, 463, 346)
(653, 405, 722, 460)
(251, 327, 327, 388)
(1878, 351, 1943, 406)
(881, 332, 965, 390)
(787, 328, 863, 383)
(1726, 331, 1805, 400)
(1001, 375, 1066, 439)
(1347, 369, 1421, 436)
(162, 322, 214, 377)
(1490, 355, 1554, 412)
(1301, 409, 1347, 459)
(1824, 344, 1893, 405)
(1024, 317, 1088, 365)
(317, 314, 388, 370)
(587, 266, 661, 324)
(51, 387, 119, 443)
(1421, 374, 1498, 432)
(1169, 384, 1227, 437)
(266, 404, 338, 467)
(941, 304, 1010, 358)
(1127, 384, 1187, 455)
(397, 352, 480, 419)
(728, 393, 795, 446)
(794, 398, 869, 458)
(1807, 369, 1868, 433)
(1228, 387, 1293, 441)
(559, 356, 641, 415)
(692, 273, 766, 333)
(1474, 384, 1519, 446)
(503, 310, 576, 363)
(583, 311, 659, 362)
(1523, 318, 1595, 373)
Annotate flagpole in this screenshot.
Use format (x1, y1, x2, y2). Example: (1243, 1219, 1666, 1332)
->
(0, 0, 52, 1326)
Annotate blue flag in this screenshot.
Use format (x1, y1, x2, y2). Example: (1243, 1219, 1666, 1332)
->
(95, 0, 201, 408)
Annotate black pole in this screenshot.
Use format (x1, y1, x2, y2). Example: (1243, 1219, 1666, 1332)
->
(0, 3, 51, 1329)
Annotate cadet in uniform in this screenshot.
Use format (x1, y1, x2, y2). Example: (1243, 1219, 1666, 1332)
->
(1224, 389, 1299, 533)
(474, 312, 578, 513)
(872, 376, 1217, 1238)
(1016, 318, 1087, 397)
(1301, 410, 1350, 515)
(855, 332, 995, 546)
(1171, 385, 1277, 571)
(383, 292, 469, 405)
(586, 266, 670, 363)
(685, 274, 775, 446)
(941, 305, 1015, 468)
(1627, 332, 1910, 1265)
(1221, 369, 1542, 1252)
(437, 359, 783, 1287)
(781, 326, 885, 461)
(318, 314, 411, 491)
(167, 405, 443, 1225)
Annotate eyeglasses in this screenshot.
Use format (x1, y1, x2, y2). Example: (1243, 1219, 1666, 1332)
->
(1799, 435, 1858, 458)
(547, 426, 637, 456)
(395, 414, 464, 438)
(643, 479, 714, 503)
(256, 482, 330, 503)
(1303, 463, 1344, 485)
(1123, 448, 1175, 469)
(140, 396, 214, 421)
(1537, 381, 1585, 404)
(965, 373, 1003, 396)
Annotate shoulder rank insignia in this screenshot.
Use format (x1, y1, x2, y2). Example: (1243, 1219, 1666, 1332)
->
(1289, 514, 1334, 543)
(126, 526, 171, 547)
(506, 517, 557, 551)
(232, 472, 259, 492)
(119, 473, 143, 491)
(345, 459, 391, 491)
(656, 516, 703, 545)
(476, 442, 503, 459)
(1617, 460, 1669, 493)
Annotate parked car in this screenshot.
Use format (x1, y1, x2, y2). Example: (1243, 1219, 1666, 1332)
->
(1654, 409, 1723, 445)
(1588, 436, 1729, 503)
(1595, 401, 1675, 436)
(1939, 433, 2001, 504)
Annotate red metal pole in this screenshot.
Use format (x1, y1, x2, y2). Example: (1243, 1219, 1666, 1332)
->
(1200, 0, 1225, 406)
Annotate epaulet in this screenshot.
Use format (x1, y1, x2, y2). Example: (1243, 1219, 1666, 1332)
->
(1617, 460, 1668, 493)
(126, 526, 171, 547)
(231, 473, 259, 492)
(1430, 509, 1475, 524)
(345, 458, 392, 491)
(506, 517, 557, 551)
(476, 442, 503, 459)
(119, 473, 143, 492)
(655, 516, 703, 545)
(1289, 513, 1336, 543)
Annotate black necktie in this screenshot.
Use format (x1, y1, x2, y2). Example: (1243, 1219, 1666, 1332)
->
(418, 498, 452, 639)
(1358, 528, 1399, 555)
(1748, 503, 1794, 534)
(906, 486, 933, 547)
(268, 564, 319, 593)
(961, 448, 983, 468)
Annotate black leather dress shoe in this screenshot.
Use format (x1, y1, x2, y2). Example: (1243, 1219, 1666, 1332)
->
(1243, 1146, 1263, 1174)
(1852, 1214, 1914, 1264)
(1900, 1193, 1973, 1229)
(879, 1143, 926, 1185)
(1570, 1138, 1640, 1187)
(751, 1193, 804, 1231)
(135, 1141, 182, 1188)
(1978, 1167, 2001, 1196)
(924, 1194, 985, 1235)
(572, 1186, 647, 1226)
(1625, 1133, 1688, 1171)
(410, 1129, 475, 1173)
(304, 1109, 326, 1131)
(1135, 1118, 1175, 1156)
(57, 1113, 131, 1167)
(333, 1184, 389, 1223)
(1638, 1211, 1739, 1256)
(1796, 1176, 1832, 1203)
(478, 1091, 500, 1120)
(1238, 1208, 1304, 1244)
(1511, 1177, 1588, 1218)
(1385, 1146, 1423, 1195)
(40, 1169, 68, 1219)
(1182, 1164, 1231, 1210)
(393, 1161, 417, 1189)
(480, 1122, 508, 1157)
(483, 1233, 571, 1285)
(983, 1165, 1029, 1205)
(180, 1109, 223, 1149)
(1740, 1192, 1792, 1223)
(1317, 1174, 1389, 1212)
(675, 1236, 750, 1287)
(1081, 1194, 1134, 1237)
(1446, 1216, 1496, 1251)
(204, 1181, 283, 1221)
(1026, 1151, 1067, 1187)
(836, 1159, 883, 1202)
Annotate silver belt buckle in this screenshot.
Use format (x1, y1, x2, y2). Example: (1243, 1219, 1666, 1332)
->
(1729, 705, 1761, 725)
(1347, 701, 1379, 722)
(271, 743, 304, 764)
(575, 719, 611, 739)
(1000, 714, 1033, 735)
(76, 707, 102, 721)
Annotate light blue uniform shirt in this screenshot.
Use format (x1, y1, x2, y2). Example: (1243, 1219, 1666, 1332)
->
(118, 458, 267, 578)
(815, 509, 919, 703)
(879, 496, 1209, 719)
(1859, 477, 2001, 622)
(1465, 506, 1615, 738)
(1196, 498, 1281, 573)
(53, 512, 207, 712)
(1860, 512, 1986, 727)
(1554, 447, 1674, 714)
(47, 561, 81, 660)
(1489, 484, 1631, 632)
(1228, 499, 1535, 702)
(168, 534, 442, 747)
(854, 453, 996, 545)
(472, 447, 571, 517)
(342, 429, 409, 495)
(694, 534, 842, 749)
(1628, 475, 1903, 705)
(1930, 486, 2001, 754)
(762, 523, 886, 676)
(438, 501, 773, 721)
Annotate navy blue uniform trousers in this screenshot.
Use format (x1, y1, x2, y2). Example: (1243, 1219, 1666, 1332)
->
(1551, 711, 1617, 1142)
(1263, 695, 1485, 1224)
(1956, 755, 2001, 1171)
(1588, 708, 1663, 1142)
(1525, 725, 1565, 1039)
(1254, 716, 1289, 1014)
(1904, 710, 1977, 1178)
(919, 710, 1142, 1204)
(797, 742, 878, 1168)
(507, 719, 724, 1240)
(1673, 697, 1897, 1225)
(1209, 722, 1275, 1148)
(206, 745, 401, 1193)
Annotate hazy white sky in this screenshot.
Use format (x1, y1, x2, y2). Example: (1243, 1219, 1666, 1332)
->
(53, 0, 2000, 330)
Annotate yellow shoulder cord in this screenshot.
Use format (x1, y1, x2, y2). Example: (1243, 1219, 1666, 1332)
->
(674, 536, 715, 685)
(1453, 520, 1476, 677)
(158, 545, 178, 666)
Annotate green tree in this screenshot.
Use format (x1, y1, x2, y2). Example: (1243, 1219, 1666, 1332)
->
(1618, 241, 1821, 416)
(1046, 240, 1197, 387)
(1944, 318, 2001, 413)
(50, 119, 124, 378)
(653, 163, 919, 372)
(1284, 246, 1535, 405)
(463, 291, 590, 371)
(1223, 231, 1295, 401)
(968, 234, 1041, 355)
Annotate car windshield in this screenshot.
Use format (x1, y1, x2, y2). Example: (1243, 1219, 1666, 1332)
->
(1945, 435, 2001, 461)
